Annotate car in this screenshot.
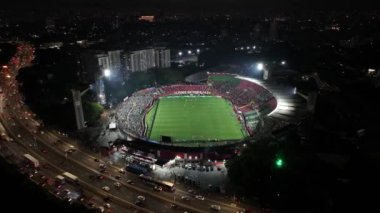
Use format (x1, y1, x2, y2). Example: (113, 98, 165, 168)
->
(67, 145, 76, 153)
(97, 206, 105, 212)
(137, 195, 145, 201)
(114, 182, 121, 188)
(118, 168, 125, 174)
(94, 158, 100, 162)
(181, 196, 190, 201)
(102, 186, 110, 191)
(114, 175, 121, 180)
(195, 195, 205, 200)
(153, 186, 162, 191)
(63, 189, 71, 195)
(127, 179, 133, 184)
(210, 205, 221, 211)
(66, 149, 74, 153)
(104, 203, 111, 208)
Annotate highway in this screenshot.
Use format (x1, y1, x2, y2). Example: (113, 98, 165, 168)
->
(0, 43, 248, 213)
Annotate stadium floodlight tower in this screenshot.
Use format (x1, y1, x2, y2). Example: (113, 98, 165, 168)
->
(103, 68, 111, 77)
(72, 69, 111, 130)
(256, 62, 264, 71)
(256, 62, 270, 80)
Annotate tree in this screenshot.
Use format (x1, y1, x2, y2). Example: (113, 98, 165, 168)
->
(83, 102, 104, 126)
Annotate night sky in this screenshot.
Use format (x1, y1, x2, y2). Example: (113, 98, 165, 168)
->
(2, 0, 378, 12)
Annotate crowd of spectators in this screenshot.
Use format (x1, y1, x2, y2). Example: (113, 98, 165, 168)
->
(208, 74, 277, 113)
(115, 88, 157, 136)
(160, 84, 210, 96)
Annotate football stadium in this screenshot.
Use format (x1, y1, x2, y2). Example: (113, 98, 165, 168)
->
(114, 72, 307, 149)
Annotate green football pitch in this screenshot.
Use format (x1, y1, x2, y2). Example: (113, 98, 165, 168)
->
(145, 96, 247, 143)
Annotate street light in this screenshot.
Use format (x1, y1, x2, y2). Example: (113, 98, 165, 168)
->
(103, 69, 111, 78)
(256, 62, 264, 71)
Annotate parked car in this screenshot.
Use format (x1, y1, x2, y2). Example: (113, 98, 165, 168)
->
(195, 195, 205, 200)
(102, 186, 110, 191)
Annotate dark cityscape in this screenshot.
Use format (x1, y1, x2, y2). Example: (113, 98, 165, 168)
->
(0, 1, 379, 213)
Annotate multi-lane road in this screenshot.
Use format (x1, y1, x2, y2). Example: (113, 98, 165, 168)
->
(0, 44, 248, 213)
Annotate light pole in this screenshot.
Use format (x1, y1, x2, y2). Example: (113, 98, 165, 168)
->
(256, 62, 270, 80)
(71, 87, 91, 130)
(72, 69, 111, 130)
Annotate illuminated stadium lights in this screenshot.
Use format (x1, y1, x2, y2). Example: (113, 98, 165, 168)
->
(235, 76, 293, 117)
(281, 60, 286, 65)
(240, 47, 244, 50)
(256, 63, 264, 71)
(178, 51, 183, 56)
(196, 49, 200, 53)
(187, 50, 192, 54)
(253, 45, 256, 49)
(276, 105, 294, 111)
(103, 69, 111, 77)
(293, 87, 297, 95)
(246, 46, 250, 49)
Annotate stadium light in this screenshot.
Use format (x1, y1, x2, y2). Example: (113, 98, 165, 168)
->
(196, 49, 200, 53)
(293, 87, 297, 95)
(281, 60, 286, 65)
(178, 51, 183, 56)
(187, 50, 192, 54)
(256, 63, 264, 71)
(103, 69, 111, 78)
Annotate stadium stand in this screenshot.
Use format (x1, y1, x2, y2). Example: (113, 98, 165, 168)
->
(115, 73, 278, 141)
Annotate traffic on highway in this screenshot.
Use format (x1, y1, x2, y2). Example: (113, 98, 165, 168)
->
(0, 43, 248, 213)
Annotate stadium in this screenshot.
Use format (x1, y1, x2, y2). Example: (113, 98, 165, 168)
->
(114, 72, 306, 154)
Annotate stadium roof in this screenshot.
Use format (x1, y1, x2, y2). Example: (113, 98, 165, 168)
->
(236, 76, 308, 123)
